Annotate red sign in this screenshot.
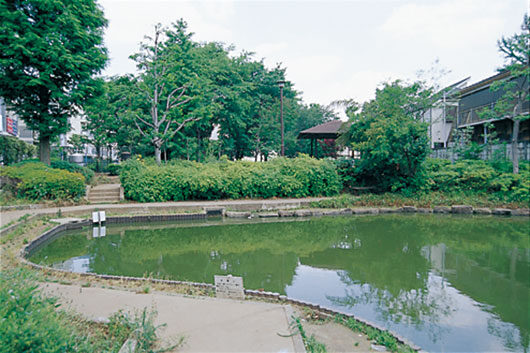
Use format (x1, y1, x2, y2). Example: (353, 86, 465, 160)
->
(6, 115, 17, 136)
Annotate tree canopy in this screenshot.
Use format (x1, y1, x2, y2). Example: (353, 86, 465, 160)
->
(338, 80, 436, 192)
(89, 20, 334, 162)
(0, 0, 108, 165)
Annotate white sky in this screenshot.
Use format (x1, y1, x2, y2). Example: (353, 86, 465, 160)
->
(99, 0, 528, 112)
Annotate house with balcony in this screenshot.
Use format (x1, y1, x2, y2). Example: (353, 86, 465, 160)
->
(456, 70, 529, 145)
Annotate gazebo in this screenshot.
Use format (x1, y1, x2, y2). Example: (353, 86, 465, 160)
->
(297, 120, 344, 157)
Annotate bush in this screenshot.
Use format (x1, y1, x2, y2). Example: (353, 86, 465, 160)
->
(0, 268, 173, 353)
(50, 159, 94, 183)
(107, 163, 122, 176)
(0, 269, 87, 352)
(1, 162, 86, 200)
(120, 156, 342, 202)
(15, 158, 94, 183)
(425, 158, 529, 203)
(0, 135, 36, 165)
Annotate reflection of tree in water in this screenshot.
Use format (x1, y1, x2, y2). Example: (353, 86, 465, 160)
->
(327, 270, 454, 344)
(486, 316, 524, 351)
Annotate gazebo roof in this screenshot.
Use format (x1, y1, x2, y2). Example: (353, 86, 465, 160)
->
(297, 120, 344, 139)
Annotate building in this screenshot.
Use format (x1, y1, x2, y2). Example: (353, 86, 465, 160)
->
(423, 78, 470, 149)
(0, 97, 108, 164)
(0, 97, 35, 144)
(427, 71, 530, 161)
(456, 71, 529, 144)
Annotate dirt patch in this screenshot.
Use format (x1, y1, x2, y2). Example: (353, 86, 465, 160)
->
(294, 307, 376, 352)
(303, 320, 374, 352)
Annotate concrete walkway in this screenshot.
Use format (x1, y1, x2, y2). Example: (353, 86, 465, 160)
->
(40, 282, 304, 353)
(0, 198, 325, 228)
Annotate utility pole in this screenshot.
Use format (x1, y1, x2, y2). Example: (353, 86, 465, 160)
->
(277, 80, 286, 156)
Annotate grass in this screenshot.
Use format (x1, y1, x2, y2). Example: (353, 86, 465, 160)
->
(0, 268, 183, 353)
(313, 192, 530, 210)
(292, 316, 327, 353)
(335, 314, 415, 353)
(296, 307, 415, 353)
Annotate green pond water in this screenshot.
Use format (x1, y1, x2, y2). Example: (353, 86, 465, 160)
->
(30, 214, 529, 352)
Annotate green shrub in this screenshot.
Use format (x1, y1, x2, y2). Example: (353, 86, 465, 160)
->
(15, 158, 94, 183)
(1, 162, 86, 200)
(107, 163, 122, 176)
(50, 159, 94, 183)
(0, 135, 36, 165)
(120, 156, 342, 202)
(424, 158, 530, 202)
(0, 268, 174, 353)
(0, 269, 90, 352)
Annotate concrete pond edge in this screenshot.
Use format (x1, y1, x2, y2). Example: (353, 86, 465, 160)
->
(17, 206, 530, 352)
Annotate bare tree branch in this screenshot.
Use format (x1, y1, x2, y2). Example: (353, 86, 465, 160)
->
(135, 113, 156, 129)
(134, 119, 148, 138)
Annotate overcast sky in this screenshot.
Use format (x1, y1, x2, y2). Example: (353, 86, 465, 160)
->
(99, 0, 527, 112)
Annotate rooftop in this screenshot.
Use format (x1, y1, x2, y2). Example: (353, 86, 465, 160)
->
(298, 120, 344, 139)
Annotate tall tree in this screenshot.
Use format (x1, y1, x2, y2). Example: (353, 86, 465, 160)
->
(491, 14, 529, 174)
(130, 21, 205, 165)
(338, 81, 436, 192)
(0, 0, 108, 165)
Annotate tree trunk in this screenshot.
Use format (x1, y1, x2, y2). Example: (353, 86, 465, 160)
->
(512, 118, 520, 174)
(96, 145, 101, 172)
(155, 145, 162, 165)
(39, 135, 51, 165)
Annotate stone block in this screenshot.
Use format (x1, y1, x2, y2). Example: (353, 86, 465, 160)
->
(204, 207, 225, 216)
(339, 208, 353, 215)
(492, 208, 512, 216)
(278, 210, 295, 217)
(351, 208, 370, 214)
(311, 210, 323, 217)
(473, 208, 492, 215)
(401, 206, 417, 213)
(433, 206, 451, 214)
(511, 208, 530, 216)
(416, 208, 433, 213)
(226, 211, 251, 218)
(322, 209, 341, 216)
(451, 205, 473, 214)
(258, 212, 278, 218)
(294, 209, 312, 217)
(378, 207, 399, 213)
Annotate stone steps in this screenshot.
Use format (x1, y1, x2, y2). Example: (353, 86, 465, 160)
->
(88, 183, 122, 204)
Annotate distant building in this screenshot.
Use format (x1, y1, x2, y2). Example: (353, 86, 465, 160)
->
(456, 71, 529, 144)
(423, 77, 470, 149)
(0, 97, 109, 163)
(0, 97, 35, 144)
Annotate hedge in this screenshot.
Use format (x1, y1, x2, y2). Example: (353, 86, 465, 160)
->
(16, 158, 94, 183)
(424, 158, 530, 203)
(120, 156, 342, 202)
(1, 162, 86, 200)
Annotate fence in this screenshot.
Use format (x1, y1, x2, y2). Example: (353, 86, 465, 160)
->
(430, 142, 530, 162)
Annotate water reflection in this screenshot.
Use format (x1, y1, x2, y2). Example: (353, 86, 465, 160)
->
(30, 215, 530, 352)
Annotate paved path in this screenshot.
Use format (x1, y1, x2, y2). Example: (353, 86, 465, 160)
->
(0, 198, 325, 228)
(40, 282, 304, 353)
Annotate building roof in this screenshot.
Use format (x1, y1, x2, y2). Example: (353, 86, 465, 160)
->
(458, 71, 510, 97)
(297, 120, 344, 139)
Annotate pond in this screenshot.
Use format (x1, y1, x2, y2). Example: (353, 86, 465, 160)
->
(29, 214, 529, 352)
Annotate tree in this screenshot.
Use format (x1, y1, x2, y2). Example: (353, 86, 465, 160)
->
(338, 81, 436, 192)
(0, 0, 108, 165)
(130, 21, 206, 165)
(488, 14, 529, 174)
(67, 134, 85, 154)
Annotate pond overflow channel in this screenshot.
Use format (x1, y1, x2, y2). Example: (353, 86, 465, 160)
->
(21, 205, 530, 352)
